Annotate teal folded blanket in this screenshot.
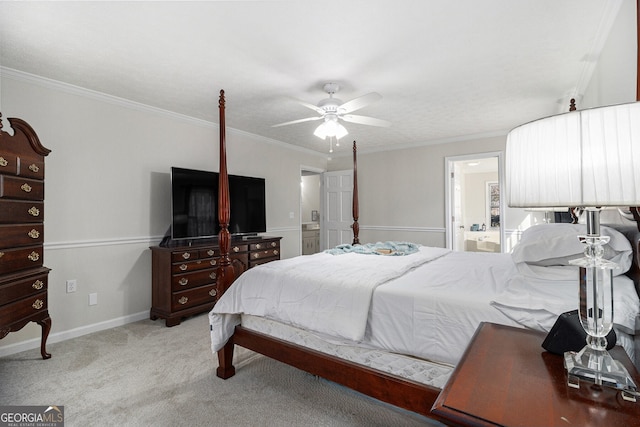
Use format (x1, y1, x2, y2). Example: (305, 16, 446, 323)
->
(324, 241, 421, 256)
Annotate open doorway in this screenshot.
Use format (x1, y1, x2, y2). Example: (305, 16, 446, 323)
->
(300, 167, 323, 255)
(445, 152, 505, 252)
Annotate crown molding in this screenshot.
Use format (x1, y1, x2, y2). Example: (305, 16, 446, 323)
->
(0, 67, 327, 159)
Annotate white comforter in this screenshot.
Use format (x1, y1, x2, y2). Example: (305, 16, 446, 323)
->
(209, 246, 449, 351)
(210, 245, 640, 365)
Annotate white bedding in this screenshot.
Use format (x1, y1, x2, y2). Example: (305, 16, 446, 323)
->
(365, 251, 639, 365)
(209, 245, 449, 347)
(209, 237, 640, 366)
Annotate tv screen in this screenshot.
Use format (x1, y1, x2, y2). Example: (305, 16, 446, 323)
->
(170, 167, 266, 241)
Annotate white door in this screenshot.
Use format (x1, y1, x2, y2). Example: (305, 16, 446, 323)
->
(322, 170, 354, 249)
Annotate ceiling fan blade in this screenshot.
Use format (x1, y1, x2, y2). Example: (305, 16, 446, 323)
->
(339, 92, 382, 113)
(272, 116, 323, 127)
(341, 114, 391, 127)
(298, 100, 325, 115)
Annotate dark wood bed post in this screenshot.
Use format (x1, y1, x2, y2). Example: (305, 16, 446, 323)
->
(351, 141, 360, 245)
(216, 89, 237, 379)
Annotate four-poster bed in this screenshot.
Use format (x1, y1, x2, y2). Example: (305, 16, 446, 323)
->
(209, 90, 640, 419)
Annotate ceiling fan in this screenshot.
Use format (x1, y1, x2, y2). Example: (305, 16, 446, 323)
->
(272, 83, 391, 141)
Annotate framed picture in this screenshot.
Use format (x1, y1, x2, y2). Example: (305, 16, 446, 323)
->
(486, 181, 500, 228)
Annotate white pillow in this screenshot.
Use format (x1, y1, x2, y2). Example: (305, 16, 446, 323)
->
(511, 223, 632, 276)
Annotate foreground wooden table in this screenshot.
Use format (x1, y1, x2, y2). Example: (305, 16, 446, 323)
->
(431, 322, 640, 427)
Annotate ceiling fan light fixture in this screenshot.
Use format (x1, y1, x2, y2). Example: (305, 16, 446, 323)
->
(313, 119, 348, 140)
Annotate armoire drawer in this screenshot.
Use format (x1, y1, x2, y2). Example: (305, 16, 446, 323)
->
(0, 273, 48, 305)
(0, 154, 18, 176)
(0, 200, 44, 223)
(0, 292, 47, 326)
(0, 224, 44, 249)
(0, 175, 44, 200)
(16, 157, 45, 180)
(171, 284, 217, 311)
(0, 246, 44, 274)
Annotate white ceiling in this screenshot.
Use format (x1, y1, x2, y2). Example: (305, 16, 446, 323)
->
(0, 1, 625, 155)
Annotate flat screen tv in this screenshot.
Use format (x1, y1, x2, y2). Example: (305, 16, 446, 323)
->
(170, 167, 266, 241)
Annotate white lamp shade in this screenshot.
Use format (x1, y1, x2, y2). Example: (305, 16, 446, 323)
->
(506, 102, 640, 208)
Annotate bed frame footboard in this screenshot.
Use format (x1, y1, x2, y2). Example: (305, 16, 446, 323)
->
(216, 326, 441, 419)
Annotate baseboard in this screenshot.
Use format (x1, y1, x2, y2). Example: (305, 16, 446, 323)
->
(0, 311, 149, 358)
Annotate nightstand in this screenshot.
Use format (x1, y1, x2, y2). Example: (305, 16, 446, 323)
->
(431, 322, 640, 427)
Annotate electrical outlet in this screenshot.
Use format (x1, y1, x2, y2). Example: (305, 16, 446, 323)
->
(66, 279, 77, 293)
(89, 293, 98, 306)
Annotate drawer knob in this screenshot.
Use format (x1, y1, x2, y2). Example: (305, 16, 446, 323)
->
(210, 259, 217, 266)
(0, 157, 7, 167)
(209, 289, 217, 297)
(28, 206, 40, 217)
(28, 229, 40, 239)
(271, 242, 277, 247)
(207, 250, 215, 256)
(32, 299, 44, 310)
(178, 296, 188, 305)
(28, 251, 40, 262)
(179, 264, 188, 271)
(233, 246, 240, 253)
(32, 280, 44, 290)
(178, 278, 188, 286)
(256, 243, 262, 249)
(273, 250, 279, 255)
(0, 252, 4, 258)
(182, 252, 191, 260)
(21, 183, 32, 193)
(209, 272, 216, 280)
(253, 253, 259, 259)
(29, 163, 40, 173)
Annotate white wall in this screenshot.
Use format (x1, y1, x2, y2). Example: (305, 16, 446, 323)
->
(0, 72, 326, 354)
(581, 0, 636, 107)
(329, 136, 520, 246)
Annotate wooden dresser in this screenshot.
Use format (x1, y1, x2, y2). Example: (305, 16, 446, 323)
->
(150, 236, 281, 326)
(0, 114, 52, 359)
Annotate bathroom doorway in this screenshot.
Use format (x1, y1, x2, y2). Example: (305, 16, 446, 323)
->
(445, 152, 505, 252)
(300, 167, 323, 255)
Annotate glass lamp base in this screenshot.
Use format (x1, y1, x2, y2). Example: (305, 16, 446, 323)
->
(564, 346, 639, 402)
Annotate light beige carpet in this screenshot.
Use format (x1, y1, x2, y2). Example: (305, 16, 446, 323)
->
(0, 314, 443, 426)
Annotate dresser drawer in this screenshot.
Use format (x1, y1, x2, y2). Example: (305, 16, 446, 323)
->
(250, 249, 280, 261)
(0, 291, 47, 326)
(0, 224, 44, 249)
(0, 246, 44, 274)
(0, 154, 18, 175)
(199, 247, 219, 258)
(0, 175, 44, 200)
(0, 200, 44, 223)
(0, 273, 48, 305)
(171, 257, 217, 274)
(171, 249, 200, 263)
(171, 284, 217, 311)
(171, 268, 216, 291)
(250, 240, 279, 251)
